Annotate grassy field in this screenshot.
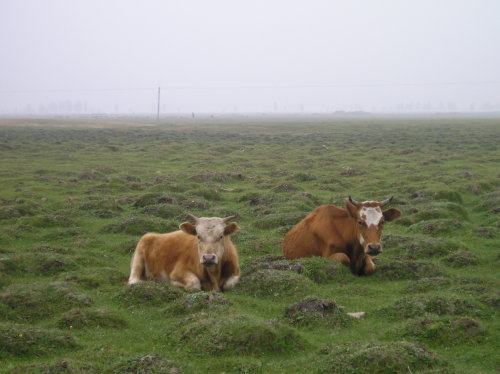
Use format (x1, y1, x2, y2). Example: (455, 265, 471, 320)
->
(0, 115, 498, 373)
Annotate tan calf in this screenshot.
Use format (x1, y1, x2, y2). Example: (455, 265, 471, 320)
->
(128, 214, 241, 291)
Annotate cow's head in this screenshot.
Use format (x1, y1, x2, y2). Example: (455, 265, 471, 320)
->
(345, 196, 401, 256)
(180, 214, 239, 266)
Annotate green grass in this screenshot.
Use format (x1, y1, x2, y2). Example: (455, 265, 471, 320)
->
(0, 115, 498, 373)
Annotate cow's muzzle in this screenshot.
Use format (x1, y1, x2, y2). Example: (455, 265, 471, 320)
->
(201, 254, 218, 266)
(367, 244, 381, 256)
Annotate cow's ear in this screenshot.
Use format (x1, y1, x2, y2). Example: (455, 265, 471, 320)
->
(180, 222, 197, 235)
(383, 208, 401, 222)
(344, 199, 359, 218)
(224, 222, 240, 236)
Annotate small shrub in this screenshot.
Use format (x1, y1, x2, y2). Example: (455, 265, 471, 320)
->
(401, 317, 486, 345)
(179, 314, 305, 355)
(314, 341, 454, 374)
(115, 282, 183, 306)
(57, 308, 127, 329)
(0, 323, 78, 357)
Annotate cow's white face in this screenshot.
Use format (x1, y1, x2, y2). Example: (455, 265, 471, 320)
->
(180, 216, 239, 266)
(345, 198, 401, 256)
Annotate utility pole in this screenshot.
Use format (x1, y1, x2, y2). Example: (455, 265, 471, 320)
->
(157, 86, 161, 121)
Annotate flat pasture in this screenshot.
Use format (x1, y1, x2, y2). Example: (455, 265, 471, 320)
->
(0, 115, 498, 373)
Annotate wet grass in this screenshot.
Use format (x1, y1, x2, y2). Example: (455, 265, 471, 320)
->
(0, 115, 498, 373)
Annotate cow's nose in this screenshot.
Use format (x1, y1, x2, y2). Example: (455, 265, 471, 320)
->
(202, 254, 217, 264)
(368, 244, 381, 255)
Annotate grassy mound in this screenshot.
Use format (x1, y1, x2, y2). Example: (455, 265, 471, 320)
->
(441, 251, 478, 267)
(102, 215, 173, 235)
(0, 323, 77, 358)
(313, 341, 454, 374)
(178, 314, 305, 355)
(237, 269, 315, 298)
(57, 308, 127, 329)
(0, 282, 91, 322)
(0, 252, 77, 276)
(376, 258, 443, 280)
(166, 292, 229, 315)
(62, 267, 127, 289)
(284, 296, 350, 327)
(400, 317, 486, 345)
(141, 204, 184, 219)
(115, 282, 183, 307)
(379, 294, 486, 320)
(243, 256, 350, 283)
(408, 219, 467, 236)
(4, 360, 96, 374)
(382, 235, 467, 258)
(110, 354, 181, 374)
(405, 277, 451, 293)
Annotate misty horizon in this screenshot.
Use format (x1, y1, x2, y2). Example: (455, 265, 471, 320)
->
(1, 0, 499, 115)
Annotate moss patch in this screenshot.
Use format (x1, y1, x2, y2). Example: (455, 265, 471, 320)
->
(376, 258, 443, 280)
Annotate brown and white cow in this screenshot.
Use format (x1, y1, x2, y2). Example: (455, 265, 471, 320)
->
(282, 197, 401, 275)
(128, 214, 241, 291)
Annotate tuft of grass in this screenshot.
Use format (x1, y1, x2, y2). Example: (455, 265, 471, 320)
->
(109, 354, 181, 374)
(57, 308, 127, 329)
(441, 250, 478, 267)
(101, 215, 175, 235)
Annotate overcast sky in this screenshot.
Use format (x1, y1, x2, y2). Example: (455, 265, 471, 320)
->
(1, 0, 499, 114)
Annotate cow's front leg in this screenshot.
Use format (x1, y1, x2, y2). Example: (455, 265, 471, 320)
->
(363, 254, 376, 275)
(329, 252, 351, 266)
(220, 274, 240, 292)
(170, 270, 201, 291)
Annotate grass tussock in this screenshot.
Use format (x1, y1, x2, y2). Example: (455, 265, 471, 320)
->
(114, 282, 183, 307)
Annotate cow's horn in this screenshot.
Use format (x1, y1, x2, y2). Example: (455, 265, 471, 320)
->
(380, 196, 393, 206)
(222, 215, 236, 223)
(349, 196, 360, 206)
(186, 213, 199, 223)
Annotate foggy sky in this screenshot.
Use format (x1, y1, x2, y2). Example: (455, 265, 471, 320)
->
(1, 0, 499, 114)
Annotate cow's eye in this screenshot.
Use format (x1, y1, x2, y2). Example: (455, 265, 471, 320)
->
(357, 221, 365, 226)
(196, 235, 201, 240)
(218, 235, 223, 240)
(379, 221, 385, 226)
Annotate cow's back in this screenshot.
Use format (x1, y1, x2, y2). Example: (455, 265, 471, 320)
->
(282, 204, 351, 259)
(140, 231, 199, 280)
